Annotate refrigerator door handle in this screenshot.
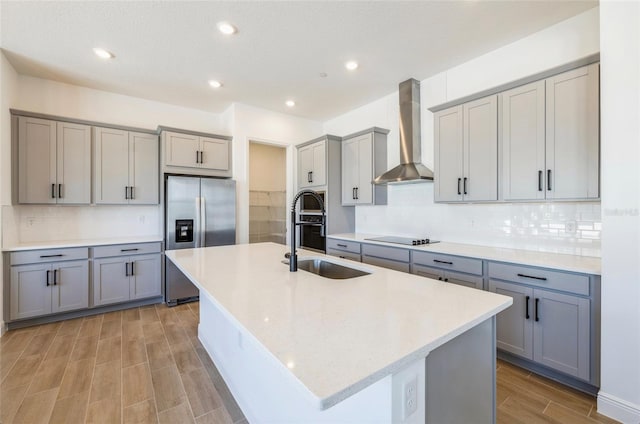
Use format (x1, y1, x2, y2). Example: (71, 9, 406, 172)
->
(194, 197, 201, 247)
(200, 197, 206, 246)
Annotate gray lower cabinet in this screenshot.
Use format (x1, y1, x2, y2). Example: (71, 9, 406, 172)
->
(326, 238, 361, 262)
(488, 263, 592, 381)
(412, 251, 484, 290)
(10, 258, 89, 320)
(93, 243, 162, 306)
(361, 244, 410, 273)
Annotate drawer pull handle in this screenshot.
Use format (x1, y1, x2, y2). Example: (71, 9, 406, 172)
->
(53, 269, 58, 286)
(517, 273, 547, 281)
(433, 259, 453, 265)
(120, 248, 139, 252)
(51, 183, 56, 199)
(125, 262, 129, 277)
(538, 171, 543, 192)
(130, 261, 135, 276)
(45, 270, 50, 287)
(535, 298, 540, 322)
(457, 178, 461, 195)
(525, 295, 530, 320)
(336, 243, 347, 248)
(463, 177, 468, 195)
(40, 254, 64, 258)
(58, 184, 62, 199)
(547, 170, 552, 191)
(339, 256, 345, 259)
(444, 278, 449, 282)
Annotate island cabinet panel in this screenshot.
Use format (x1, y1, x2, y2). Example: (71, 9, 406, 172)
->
(489, 262, 592, 382)
(94, 127, 159, 205)
(18, 117, 91, 205)
(10, 258, 89, 320)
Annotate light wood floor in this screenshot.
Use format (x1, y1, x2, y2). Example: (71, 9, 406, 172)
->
(0, 302, 246, 424)
(1, 302, 620, 424)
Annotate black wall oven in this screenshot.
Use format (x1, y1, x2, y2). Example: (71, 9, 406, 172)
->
(299, 214, 325, 252)
(300, 191, 325, 213)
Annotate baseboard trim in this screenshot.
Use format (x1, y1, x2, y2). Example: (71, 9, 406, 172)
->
(0, 320, 6, 338)
(598, 391, 640, 423)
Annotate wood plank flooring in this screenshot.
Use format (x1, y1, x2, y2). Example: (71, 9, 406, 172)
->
(1, 302, 620, 423)
(0, 302, 245, 424)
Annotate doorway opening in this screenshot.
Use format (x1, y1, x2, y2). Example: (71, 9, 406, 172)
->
(249, 142, 287, 245)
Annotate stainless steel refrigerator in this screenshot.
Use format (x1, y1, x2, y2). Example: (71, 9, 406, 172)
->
(165, 175, 236, 305)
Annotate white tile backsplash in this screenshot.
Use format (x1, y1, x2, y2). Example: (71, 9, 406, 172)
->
(355, 184, 601, 257)
(2, 205, 162, 247)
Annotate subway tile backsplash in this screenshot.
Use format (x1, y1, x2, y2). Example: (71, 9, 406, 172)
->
(355, 184, 601, 257)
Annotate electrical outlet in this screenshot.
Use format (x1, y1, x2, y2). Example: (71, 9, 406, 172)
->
(565, 220, 577, 234)
(403, 375, 418, 420)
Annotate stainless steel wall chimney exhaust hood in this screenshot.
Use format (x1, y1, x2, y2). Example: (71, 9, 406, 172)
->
(374, 78, 434, 184)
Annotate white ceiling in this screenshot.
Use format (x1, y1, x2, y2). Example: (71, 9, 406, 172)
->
(1, 1, 597, 121)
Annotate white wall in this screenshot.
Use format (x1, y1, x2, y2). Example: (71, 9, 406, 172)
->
(598, 1, 640, 422)
(228, 103, 323, 244)
(2, 75, 228, 247)
(0, 52, 19, 335)
(249, 142, 286, 192)
(324, 7, 601, 256)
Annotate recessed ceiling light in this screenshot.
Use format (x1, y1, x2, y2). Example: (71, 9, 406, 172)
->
(217, 22, 237, 35)
(93, 48, 114, 59)
(345, 61, 359, 71)
(285, 100, 295, 107)
(208, 80, 222, 88)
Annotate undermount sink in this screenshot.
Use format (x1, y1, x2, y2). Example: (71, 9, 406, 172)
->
(292, 259, 371, 279)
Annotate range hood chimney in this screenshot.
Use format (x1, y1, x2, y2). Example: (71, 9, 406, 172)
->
(374, 78, 433, 184)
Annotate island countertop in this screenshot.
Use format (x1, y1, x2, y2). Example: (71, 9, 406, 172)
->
(166, 242, 512, 409)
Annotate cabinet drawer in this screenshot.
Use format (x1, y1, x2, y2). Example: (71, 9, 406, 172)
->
(326, 238, 361, 254)
(488, 262, 589, 296)
(412, 264, 444, 281)
(412, 251, 482, 276)
(326, 249, 361, 262)
(93, 242, 162, 258)
(11, 247, 89, 265)
(362, 256, 410, 273)
(362, 244, 410, 263)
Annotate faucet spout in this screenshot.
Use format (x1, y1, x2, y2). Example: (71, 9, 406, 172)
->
(290, 189, 326, 272)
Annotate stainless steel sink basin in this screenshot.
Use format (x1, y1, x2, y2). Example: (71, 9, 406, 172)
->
(295, 259, 370, 279)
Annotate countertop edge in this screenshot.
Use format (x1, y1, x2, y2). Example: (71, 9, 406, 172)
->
(3, 236, 164, 252)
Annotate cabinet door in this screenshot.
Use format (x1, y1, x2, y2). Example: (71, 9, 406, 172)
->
(545, 64, 600, 200)
(56, 122, 91, 204)
(10, 263, 52, 320)
(298, 145, 314, 189)
(434, 106, 463, 202)
(533, 289, 590, 380)
(51, 260, 89, 313)
(488, 280, 534, 360)
(444, 270, 483, 290)
(413, 265, 444, 281)
(129, 132, 159, 205)
(341, 138, 359, 205)
(311, 140, 326, 187)
(463, 95, 497, 201)
(165, 132, 200, 168)
(501, 81, 546, 201)
(129, 254, 161, 300)
(18, 117, 57, 204)
(200, 137, 230, 172)
(356, 134, 373, 204)
(94, 127, 129, 204)
(93, 257, 130, 306)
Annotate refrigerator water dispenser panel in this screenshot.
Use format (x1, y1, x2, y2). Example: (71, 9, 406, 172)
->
(175, 219, 194, 243)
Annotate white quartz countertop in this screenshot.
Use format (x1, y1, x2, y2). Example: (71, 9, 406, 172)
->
(166, 242, 512, 409)
(329, 233, 601, 275)
(3, 236, 163, 252)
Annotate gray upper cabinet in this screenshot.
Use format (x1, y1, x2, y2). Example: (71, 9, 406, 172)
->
(341, 128, 388, 206)
(502, 64, 599, 201)
(162, 130, 232, 177)
(545, 64, 600, 200)
(18, 117, 91, 204)
(94, 127, 159, 205)
(434, 96, 497, 202)
(298, 139, 326, 189)
(501, 81, 546, 200)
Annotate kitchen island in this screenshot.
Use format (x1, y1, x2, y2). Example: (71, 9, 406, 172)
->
(166, 243, 512, 423)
